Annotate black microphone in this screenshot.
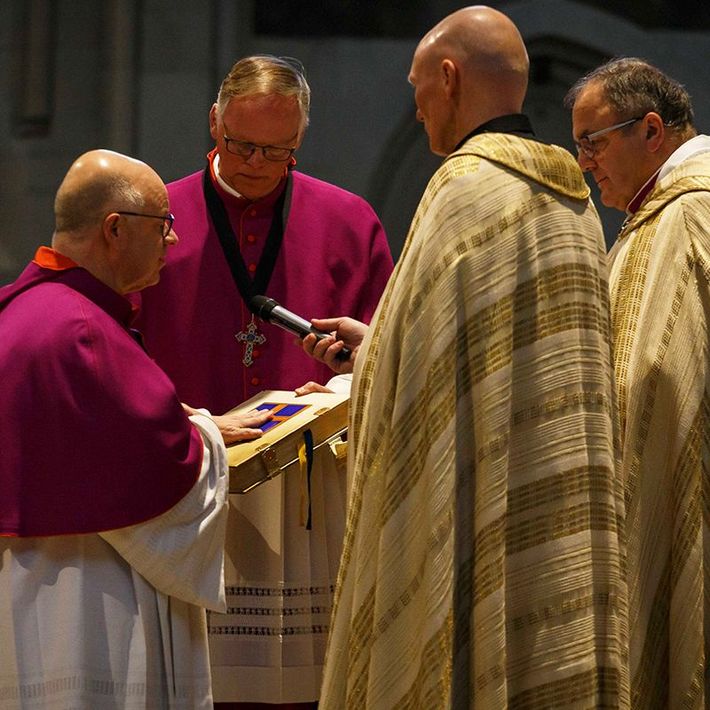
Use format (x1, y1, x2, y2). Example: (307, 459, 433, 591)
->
(251, 295, 352, 360)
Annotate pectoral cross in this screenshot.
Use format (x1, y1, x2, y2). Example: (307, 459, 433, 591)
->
(235, 316, 266, 367)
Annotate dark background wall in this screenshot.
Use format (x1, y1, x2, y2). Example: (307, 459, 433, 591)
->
(2, 0, 709, 284)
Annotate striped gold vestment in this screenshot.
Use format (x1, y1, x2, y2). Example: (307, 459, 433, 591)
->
(320, 134, 629, 709)
(608, 152, 710, 709)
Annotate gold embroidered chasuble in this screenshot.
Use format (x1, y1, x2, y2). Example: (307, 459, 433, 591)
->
(608, 151, 710, 709)
(320, 134, 629, 709)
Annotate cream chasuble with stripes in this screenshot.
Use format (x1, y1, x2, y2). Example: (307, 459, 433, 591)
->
(320, 133, 629, 709)
(608, 149, 710, 709)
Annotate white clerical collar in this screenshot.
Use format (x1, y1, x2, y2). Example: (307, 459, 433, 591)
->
(212, 152, 245, 199)
(658, 133, 710, 181)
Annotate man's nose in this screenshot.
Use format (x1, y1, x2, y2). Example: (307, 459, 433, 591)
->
(245, 148, 266, 166)
(576, 149, 595, 172)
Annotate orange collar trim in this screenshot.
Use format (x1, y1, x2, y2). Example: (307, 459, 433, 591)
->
(207, 148, 219, 182)
(32, 246, 79, 271)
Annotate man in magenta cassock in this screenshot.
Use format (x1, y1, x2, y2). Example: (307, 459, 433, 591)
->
(135, 57, 393, 413)
(133, 55, 394, 708)
(0, 149, 268, 709)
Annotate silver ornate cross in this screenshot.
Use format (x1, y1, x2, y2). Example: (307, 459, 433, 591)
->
(235, 315, 266, 367)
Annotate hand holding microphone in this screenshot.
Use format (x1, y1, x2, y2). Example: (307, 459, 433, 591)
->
(251, 296, 367, 374)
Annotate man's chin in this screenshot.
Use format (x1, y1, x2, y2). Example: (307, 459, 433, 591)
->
(140, 272, 162, 290)
(600, 193, 627, 212)
(597, 186, 620, 210)
(428, 139, 448, 157)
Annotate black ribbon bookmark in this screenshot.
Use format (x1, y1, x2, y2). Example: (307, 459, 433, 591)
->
(303, 429, 314, 530)
(202, 165, 293, 311)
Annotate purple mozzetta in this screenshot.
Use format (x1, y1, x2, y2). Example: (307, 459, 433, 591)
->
(0, 248, 203, 536)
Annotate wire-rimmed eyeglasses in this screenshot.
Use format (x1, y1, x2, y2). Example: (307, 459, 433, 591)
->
(223, 136, 296, 162)
(116, 211, 175, 239)
(575, 116, 643, 159)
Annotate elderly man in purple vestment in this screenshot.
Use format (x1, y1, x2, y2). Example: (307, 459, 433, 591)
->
(132, 55, 393, 708)
(0, 149, 272, 709)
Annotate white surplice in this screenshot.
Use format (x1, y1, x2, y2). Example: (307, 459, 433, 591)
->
(0, 412, 228, 710)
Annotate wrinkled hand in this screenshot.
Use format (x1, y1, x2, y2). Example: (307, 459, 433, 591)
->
(301, 317, 368, 375)
(294, 381, 335, 396)
(183, 404, 272, 444)
(211, 408, 273, 445)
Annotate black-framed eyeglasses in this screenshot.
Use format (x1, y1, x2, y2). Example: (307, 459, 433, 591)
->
(575, 116, 643, 160)
(223, 136, 296, 162)
(116, 211, 175, 238)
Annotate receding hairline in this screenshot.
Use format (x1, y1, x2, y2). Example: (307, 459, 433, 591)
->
(564, 57, 696, 144)
(215, 54, 311, 128)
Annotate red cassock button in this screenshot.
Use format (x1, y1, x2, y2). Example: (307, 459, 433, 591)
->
(247, 234, 256, 243)
(251, 376, 260, 386)
(252, 349, 260, 359)
(248, 263, 257, 273)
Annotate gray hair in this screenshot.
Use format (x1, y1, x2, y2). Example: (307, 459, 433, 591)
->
(55, 175, 144, 233)
(565, 57, 695, 138)
(215, 55, 310, 130)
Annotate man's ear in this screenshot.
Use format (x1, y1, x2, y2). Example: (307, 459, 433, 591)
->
(644, 112, 666, 153)
(102, 213, 121, 247)
(442, 58, 458, 99)
(209, 104, 220, 142)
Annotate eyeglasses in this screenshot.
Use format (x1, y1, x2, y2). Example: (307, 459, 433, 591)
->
(223, 136, 296, 162)
(575, 116, 643, 159)
(116, 211, 175, 238)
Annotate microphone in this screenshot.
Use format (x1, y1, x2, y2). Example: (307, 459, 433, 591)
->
(251, 295, 351, 360)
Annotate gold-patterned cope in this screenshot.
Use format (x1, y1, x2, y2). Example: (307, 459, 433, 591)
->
(320, 133, 629, 709)
(608, 153, 710, 709)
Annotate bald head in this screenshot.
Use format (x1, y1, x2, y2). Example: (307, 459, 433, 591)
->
(52, 149, 175, 294)
(54, 149, 162, 234)
(409, 5, 529, 154)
